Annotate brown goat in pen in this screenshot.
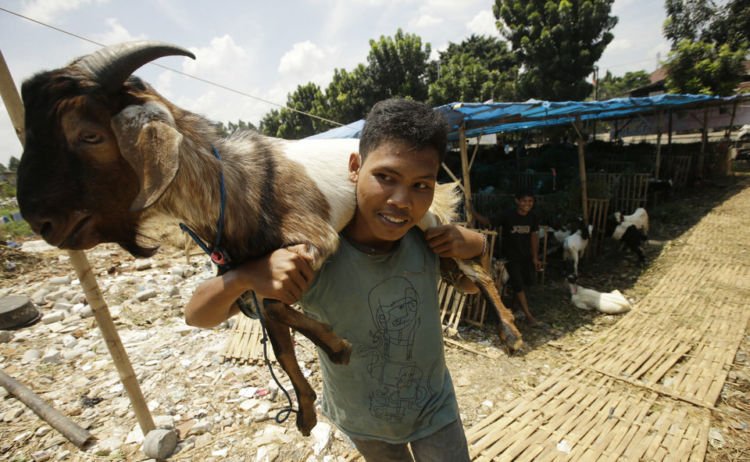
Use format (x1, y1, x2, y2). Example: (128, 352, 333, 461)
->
(16, 41, 522, 436)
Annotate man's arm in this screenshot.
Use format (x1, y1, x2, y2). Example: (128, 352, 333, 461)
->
(184, 245, 314, 328)
(531, 230, 542, 271)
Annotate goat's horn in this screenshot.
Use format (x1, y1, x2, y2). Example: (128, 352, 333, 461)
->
(73, 41, 195, 93)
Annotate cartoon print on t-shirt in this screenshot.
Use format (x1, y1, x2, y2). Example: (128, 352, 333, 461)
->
(366, 276, 428, 422)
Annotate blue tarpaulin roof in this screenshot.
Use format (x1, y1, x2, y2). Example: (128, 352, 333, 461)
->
(306, 94, 746, 141)
(435, 94, 745, 140)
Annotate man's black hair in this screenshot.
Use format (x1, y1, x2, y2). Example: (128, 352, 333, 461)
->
(515, 189, 535, 200)
(359, 98, 448, 162)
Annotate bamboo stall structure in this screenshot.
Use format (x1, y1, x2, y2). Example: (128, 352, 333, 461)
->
(0, 49, 155, 436)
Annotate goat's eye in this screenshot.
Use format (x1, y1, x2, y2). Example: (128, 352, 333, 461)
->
(79, 132, 103, 144)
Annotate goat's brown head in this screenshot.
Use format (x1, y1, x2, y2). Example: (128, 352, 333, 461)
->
(17, 41, 195, 257)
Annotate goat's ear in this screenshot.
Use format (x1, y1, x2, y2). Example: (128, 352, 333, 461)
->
(112, 104, 182, 212)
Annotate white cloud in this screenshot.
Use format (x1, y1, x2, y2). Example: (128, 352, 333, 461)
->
(409, 14, 443, 29)
(183, 35, 255, 86)
(91, 18, 146, 45)
(20, 0, 109, 23)
(608, 38, 633, 52)
(466, 10, 500, 37)
(278, 41, 328, 76)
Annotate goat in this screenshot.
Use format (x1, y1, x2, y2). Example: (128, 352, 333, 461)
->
(608, 207, 649, 264)
(566, 275, 631, 314)
(15, 41, 523, 436)
(562, 218, 592, 277)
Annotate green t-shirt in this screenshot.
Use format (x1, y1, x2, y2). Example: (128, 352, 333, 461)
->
(299, 228, 459, 444)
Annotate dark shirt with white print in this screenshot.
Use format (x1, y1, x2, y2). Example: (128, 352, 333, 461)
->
(496, 207, 539, 261)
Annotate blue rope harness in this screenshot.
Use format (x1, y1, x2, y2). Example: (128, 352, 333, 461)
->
(179, 146, 297, 425)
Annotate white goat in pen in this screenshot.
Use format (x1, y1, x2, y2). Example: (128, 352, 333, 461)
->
(566, 275, 631, 314)
(562, 218, 593, 277)
(15, 41, 523, 436)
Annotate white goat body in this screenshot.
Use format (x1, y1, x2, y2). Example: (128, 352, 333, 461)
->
(568, 283, 631, 314)
(562, 224, 592, 276)
(613, 207, 649, 240)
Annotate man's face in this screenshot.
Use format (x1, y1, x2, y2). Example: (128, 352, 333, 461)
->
(515, 196, 534, 215)
(347, 139, 440, 251)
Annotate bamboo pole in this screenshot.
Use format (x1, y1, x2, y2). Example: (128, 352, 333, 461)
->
(459, 125, 474, 226)
(0, 49, 155, 435)
(697, 108, 708, 179)
(573, 119, 589, 227)
(655, 111, 663, 178)
(0, 368, 93, 448)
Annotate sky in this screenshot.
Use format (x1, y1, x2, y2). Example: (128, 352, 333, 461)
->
(0, 0, 670, 167)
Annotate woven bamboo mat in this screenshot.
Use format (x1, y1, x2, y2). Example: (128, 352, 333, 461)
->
(467, 185, 750, 461)
(222, 315, 276, 364)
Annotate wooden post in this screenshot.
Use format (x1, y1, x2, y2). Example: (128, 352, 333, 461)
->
(0, 368, 93, 448)
(655, 111, 663, 178)
(697, 108, 708, 179)
(0, 50, 155, 436)
(574, 119, 589, 227)
(459, 125, 474, 226)
(668, 110, 673, 154)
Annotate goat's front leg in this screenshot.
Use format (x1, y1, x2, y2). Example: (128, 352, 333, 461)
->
(453, 259, 524, 352)
(262, 317, 317, 436)
(261, 300, 352, 365)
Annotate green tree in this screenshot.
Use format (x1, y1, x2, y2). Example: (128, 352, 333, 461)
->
(494, 0, 618, 101)
(665, 40, 746, 95)
(215, 120, 257, 137)
(7, 156, 20, 171)
(663, 0, 748, 95)
(663, 0, 715, 46)
(324, 65, 373, 124)
(595, 70, 651, 100)
(365, 29, 432, 102)
(428, 35, 518, 105)
(0, 162, 7, 173)
(260, 83, 330, 139)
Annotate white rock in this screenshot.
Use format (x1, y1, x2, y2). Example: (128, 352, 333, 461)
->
(135, 289, 157, 301)
(61, 335, 77, 348)
(188, 420, 212, 436)
(253, 401, 272, 420)
(32, 288, 50, 305)
(135, 260, 153, 271)
(481, 400, 494, 408)
(557, 439, 572, 454)
(239, 387, 258, 398)
(4, 407, 23, 421)
(62, 349, 84, 361)
(142, 429, 178, 459)
(154, 415, 175, 429)
(255, 444, 279, 462)
(126, 425, 145, 444)
(166, 286, 180, 296)
(48, 276, 72, 285)
(22, 349, 42, 363)
(96, 435, 123, 454)
(42, 349, 62, 364)
(31, 450, 51, 461)
(42, 311, 66, 324)
(35, 426, 51, 437)
(79, 305, 95, 318)
(212, 448, 229, 457)
(311, 422, 331, 455)
(240, 399, 257, 411)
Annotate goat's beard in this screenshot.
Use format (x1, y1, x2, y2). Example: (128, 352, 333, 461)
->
(120, 237, 159, 258)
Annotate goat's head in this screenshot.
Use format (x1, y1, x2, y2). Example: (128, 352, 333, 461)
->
(17, 41, 195, 256)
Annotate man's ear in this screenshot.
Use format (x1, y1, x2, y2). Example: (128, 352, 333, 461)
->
(348, 152, 361, 182)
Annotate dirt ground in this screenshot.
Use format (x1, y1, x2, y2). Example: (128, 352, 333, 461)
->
(1, 171, 748, 461)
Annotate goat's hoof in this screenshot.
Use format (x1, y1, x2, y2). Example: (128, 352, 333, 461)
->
(329, 339, 352, 365)
(297, 410, 317, 436)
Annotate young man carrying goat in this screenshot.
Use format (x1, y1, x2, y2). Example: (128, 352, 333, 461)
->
(186, 99, 476, 461)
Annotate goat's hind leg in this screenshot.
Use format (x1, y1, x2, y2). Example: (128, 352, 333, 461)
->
(262, 300, 352, 365)
(262, 318, 317, 436)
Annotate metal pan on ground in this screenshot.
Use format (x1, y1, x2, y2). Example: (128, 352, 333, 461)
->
(0, 296, 41, 330)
